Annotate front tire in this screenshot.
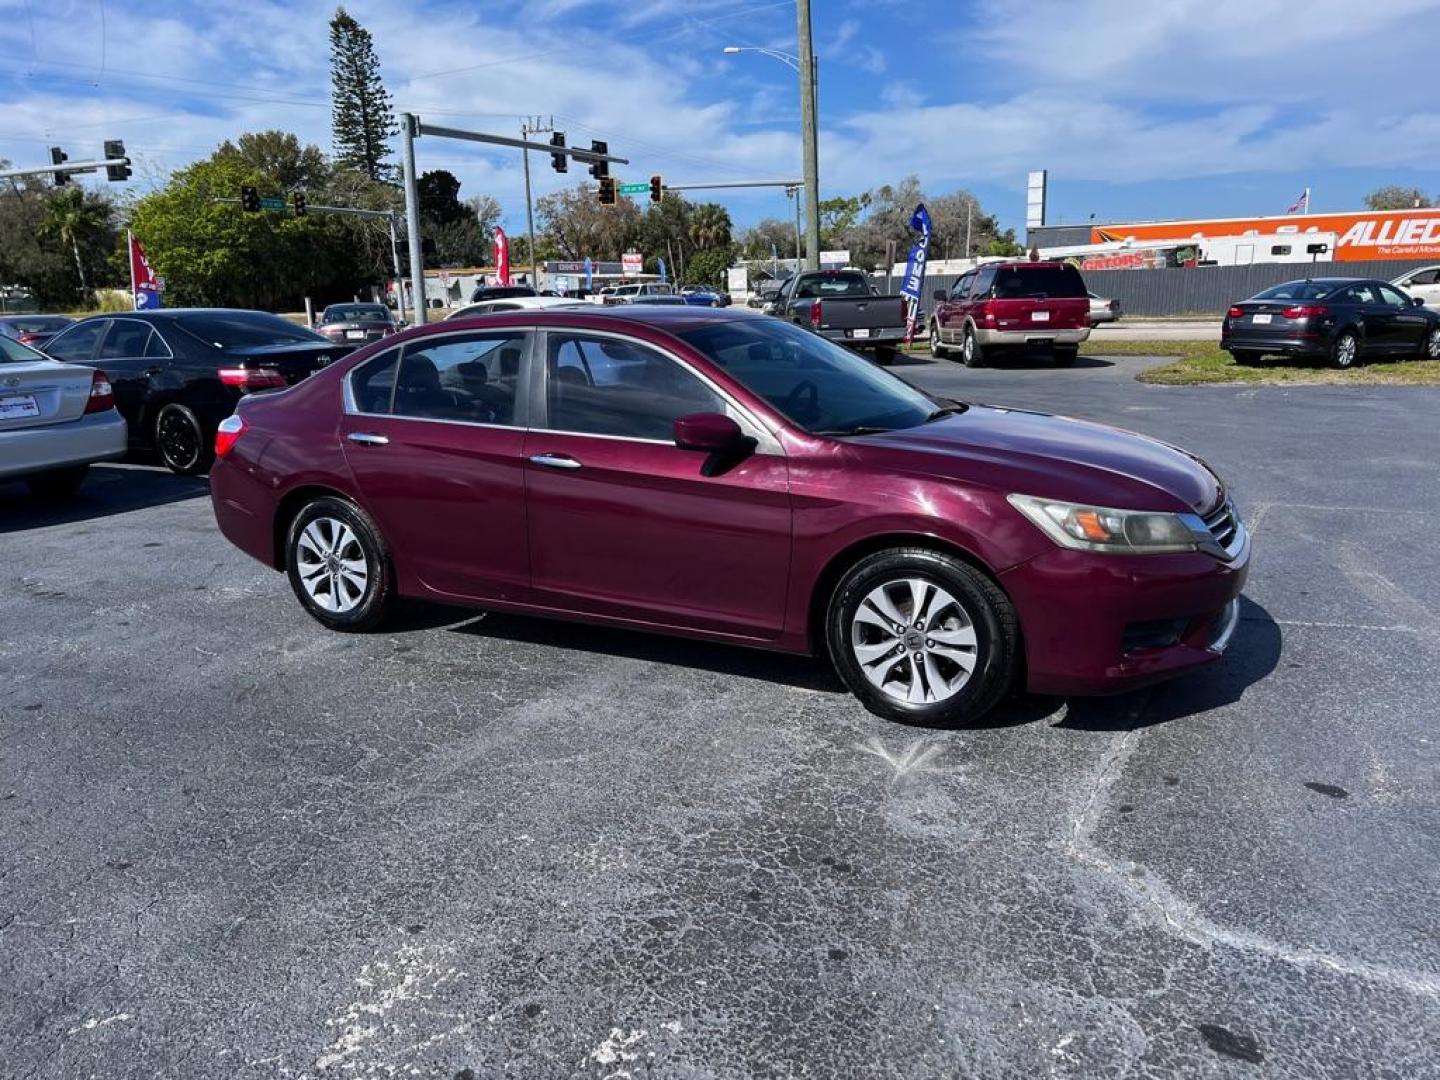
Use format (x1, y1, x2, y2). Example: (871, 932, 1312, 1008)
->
(285, 496, 395, 632)
(1330, 330, 1359, 369)
(825, 548, 1018, 726)
(25, 464, 89, 498)
(1421, 327, 1440, 361)
(154, 403, 212, 475)
(960, 326, 984, 368)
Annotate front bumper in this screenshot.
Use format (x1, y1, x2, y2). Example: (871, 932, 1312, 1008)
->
(976, 326, 1090, 347)
(0, 409, 127, 481)
(1000, 534, 1250, 697)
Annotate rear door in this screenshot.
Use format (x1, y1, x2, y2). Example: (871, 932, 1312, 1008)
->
(338, 329, 532, 603)
(95, 318, 170, 433)
(41, 319, 107, 366)
(523, 329, 792, 639)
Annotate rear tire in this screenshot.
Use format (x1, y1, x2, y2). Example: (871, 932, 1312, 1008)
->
(960, 325, 984, 367)
(825, 547, 1018, 726)
(25, 464, 89, 498)
(929, 322, 951, 360)
(1052, 346, 1078, 367)
(285, 496, 395, 632)
(154, 403, 212, 475)
(873, 346, 899, 366)
(1330, 330, 1359, 370)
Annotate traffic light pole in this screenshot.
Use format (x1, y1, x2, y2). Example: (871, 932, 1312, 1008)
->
(0, 157, 131, 182)
(399, 113, 628, 324)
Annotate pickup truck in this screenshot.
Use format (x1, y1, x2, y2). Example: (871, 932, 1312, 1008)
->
(768, 269, 908, 360)
(928, 261, 1091, 367)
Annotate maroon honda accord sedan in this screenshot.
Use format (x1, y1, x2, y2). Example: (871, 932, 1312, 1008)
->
(210, 305, 1249, 725)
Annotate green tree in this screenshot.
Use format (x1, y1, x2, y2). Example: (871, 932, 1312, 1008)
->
(329, 7, 397, 183)
(38, 186, 117, 302)
(216, 131, 330, 192)
(1363, 185, 1430, 211)
(683, 246, 734, 289)
(737, 218, 799, 261)
(538, 183, 642, 260)
(0, 172, 110, 308)
(687, 202, 733, 251)
(818, 194, 870, 247)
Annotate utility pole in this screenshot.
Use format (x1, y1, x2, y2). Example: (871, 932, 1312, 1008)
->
(964, 199, 973, 266)
(520, 116, 553, 288)
(796, 0, 820, 271)
(788, 185, 801, 267)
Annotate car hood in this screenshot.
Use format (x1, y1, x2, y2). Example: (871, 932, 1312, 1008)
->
(858, 404, 1222, 513)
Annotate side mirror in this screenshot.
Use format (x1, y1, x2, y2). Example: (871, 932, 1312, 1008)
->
(933, 289, 947, 302)
(673, 412, 744, 453)
(1413, 296, 1426, 307)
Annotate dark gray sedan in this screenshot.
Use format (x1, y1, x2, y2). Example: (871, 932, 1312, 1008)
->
(315, 303, 398, 347)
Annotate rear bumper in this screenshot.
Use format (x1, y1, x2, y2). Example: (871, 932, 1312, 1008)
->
(1000, 536, 1250, 697)
(1221, 329, 1327, 356)
(819, 327, 908, 347)
(0, 409, 127, 480)
(976, 326, 1090, 346)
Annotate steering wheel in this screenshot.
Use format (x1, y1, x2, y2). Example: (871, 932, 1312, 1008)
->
(782, 379, 820, 421)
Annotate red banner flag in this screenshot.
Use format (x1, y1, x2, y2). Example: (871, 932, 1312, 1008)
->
(128, 231, 161, 310)
(494, 226, 510, 286)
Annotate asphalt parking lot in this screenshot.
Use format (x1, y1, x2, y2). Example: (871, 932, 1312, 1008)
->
(3, 353, 1438, 1079)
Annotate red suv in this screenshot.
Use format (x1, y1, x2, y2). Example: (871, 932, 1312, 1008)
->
(210, 306, 1248, 727)
(929, 261, 1091, 367)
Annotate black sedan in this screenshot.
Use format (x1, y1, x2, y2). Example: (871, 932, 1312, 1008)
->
(316, 302, 398, 346)
(1222, 278, 1440, 368)
(43, 309, 351, 474)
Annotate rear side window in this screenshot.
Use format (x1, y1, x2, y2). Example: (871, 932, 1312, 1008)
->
(993, 265, 1086, 299)
(351, 349, 401, 414)
(45, 320, 107, 363)
(393, 333, 527, 426)
(1407, 269, 1440, 285)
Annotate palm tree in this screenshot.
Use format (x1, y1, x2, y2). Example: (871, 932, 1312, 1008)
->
(687, 203, 733, 252)
(40, 187, 112, 302)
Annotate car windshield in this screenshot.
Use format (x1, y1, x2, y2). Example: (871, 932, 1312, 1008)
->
(1251, 281, 1338, 301)
(323, 305, 389, 323)
(993, 265, 1086, 299)
(0, 334, 44, 364)
(177, 313, 327, 348)
(678, 318, 944, 436)
(8, 316, 71, 333)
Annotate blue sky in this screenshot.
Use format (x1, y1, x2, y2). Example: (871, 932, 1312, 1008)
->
(2, 0, 1439, 236)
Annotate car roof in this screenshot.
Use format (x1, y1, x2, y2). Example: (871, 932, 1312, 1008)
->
(72, 308, 296, 323)
(416, 302, 764, 338)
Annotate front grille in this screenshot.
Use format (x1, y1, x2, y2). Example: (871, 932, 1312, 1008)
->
(1203, 497, 1239, 550)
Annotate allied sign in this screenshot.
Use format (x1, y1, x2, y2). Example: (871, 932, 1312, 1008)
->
(1093, 208, 1440, 263)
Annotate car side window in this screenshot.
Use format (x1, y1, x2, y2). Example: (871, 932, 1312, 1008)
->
(1408, 269, 1439, 286)
(1376, 284, 1411, 308)
(1344, 284, 1379, 305)
(545, 333, 725, 441)
(144, 330, 173, 359)
(971, 266, 997, 297)
(98, 320, 153, 359)
(45, 320, 107, 363)
(393, 332, 526, 426)
(950, 272, 975, 300)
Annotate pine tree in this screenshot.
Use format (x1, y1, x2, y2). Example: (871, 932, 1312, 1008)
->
(329, 8, 397, 183)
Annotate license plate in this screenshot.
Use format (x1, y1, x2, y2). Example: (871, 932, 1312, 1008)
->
(0, 394, 39, 420)
(346, 330, 366, 340)
(1252, 314, 1272, 324)
(851, 328, 871, 339)
(1032, 311, 1050, 322)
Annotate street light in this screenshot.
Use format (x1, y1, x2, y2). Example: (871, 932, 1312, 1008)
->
(723, 12, 820, 270)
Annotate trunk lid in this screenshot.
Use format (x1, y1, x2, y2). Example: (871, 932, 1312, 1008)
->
(986, 296, 1090, 331)
(0, 359, 96, 431)
(223, 342, 353, 385)
(814, 296, 908, 332)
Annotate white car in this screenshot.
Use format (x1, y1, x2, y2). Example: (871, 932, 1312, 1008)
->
(603, 283, 675, 305)
(0, 336, 126, 496)
(445, 296, 584, 320)
(1391, 265, 1440, 308)
(1087, 292, 1122, 324)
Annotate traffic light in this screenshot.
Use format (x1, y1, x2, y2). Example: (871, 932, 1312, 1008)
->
(597, 177, 617, 206)
(293, 191, 307, 216)
(104, 140, 131, 182)
(49, 146, 69, 186)
(240, 185, 261, 212)
(549, 132, 567, 173)
(588, 140, 608, 180)
(649, 175, 663, 203)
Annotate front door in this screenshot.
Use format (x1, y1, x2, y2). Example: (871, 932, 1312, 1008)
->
(1376, 282, 1427, 351)
(338, 330, 533, 604)
(95, 318, 172, 435)
(523, 329, 792, 640)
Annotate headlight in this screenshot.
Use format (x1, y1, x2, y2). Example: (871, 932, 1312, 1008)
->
(1007, 494, 1207, 554)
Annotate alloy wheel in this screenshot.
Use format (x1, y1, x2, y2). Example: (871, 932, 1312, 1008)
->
(1426, 328, 1440, 359)
(1335, 333, 1357, 368)
(157, 409, 201, 471)
(961, 331, 974, 364)
(294, 517, 369, 613)
(850, 577, 979, 705)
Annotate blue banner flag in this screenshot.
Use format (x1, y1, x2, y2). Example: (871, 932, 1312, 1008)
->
(657, 257, 668, 283)
(900, 203, 932, 344)
(583, 256, 593, 290)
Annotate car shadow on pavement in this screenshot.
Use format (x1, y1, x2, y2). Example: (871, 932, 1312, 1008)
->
(450, 611, 846, 694)
(1056, 596, 1283, 732)
(0, 463, 209, 534)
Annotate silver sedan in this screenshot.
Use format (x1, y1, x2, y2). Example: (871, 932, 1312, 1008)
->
(0, 335, 126, 496)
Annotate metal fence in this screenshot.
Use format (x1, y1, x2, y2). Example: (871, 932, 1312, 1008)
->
(908, 259, 1436, 319)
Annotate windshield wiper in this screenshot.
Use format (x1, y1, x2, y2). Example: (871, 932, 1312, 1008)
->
(924, 404, 968, 423)
(815, 425, 894, 437)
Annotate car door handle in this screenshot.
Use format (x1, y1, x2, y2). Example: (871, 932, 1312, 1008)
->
(143, 366, 163, 376)
(529, 453, 582, 470)
(347, 432, 390, 446)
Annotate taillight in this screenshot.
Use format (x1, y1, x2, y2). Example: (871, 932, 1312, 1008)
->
(809, 300, 822, 328)
(1281, 305, 1328, 319)
(977, 301, 997, 328)
(17, 332, 43, 345)
(215, 414, 247, 458)
(1227, 306, 1244, 319)
(84, 369, 114, 413)
(219, 367, 288, 391)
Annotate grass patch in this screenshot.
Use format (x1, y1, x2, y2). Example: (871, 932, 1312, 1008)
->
(1082, 340, 1440, 386)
